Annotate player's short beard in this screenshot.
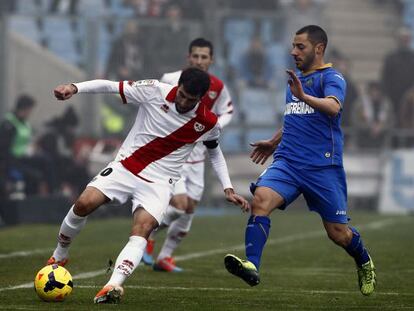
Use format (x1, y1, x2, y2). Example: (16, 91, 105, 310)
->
(298, 52, 315, 72)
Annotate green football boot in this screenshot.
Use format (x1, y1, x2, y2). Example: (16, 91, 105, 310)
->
(224, 254, 260, 287)
(357, 255, 376, 295)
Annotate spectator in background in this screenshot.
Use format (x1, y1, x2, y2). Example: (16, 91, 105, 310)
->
(123, 0, 149, 16)
(106, 20, 147, 80)
(49, 0, 79, 15)
(105, 20, 145, 138)
(123, 0, 169, 18)
(178, 0, 204, 19)
(398, 86, 414, 147)
(381, 26, 414, 124)
(0, 95, 48, 198)
(330, 49, 359, 128)
(36, 107, 90, 199)
(151, 3, 188, 77)
(357, 81, 393, 149)
(238, 35, 273, 89)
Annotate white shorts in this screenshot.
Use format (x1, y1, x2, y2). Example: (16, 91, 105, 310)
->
(87, 162, 173, 224)
(173, 161, 205, 201)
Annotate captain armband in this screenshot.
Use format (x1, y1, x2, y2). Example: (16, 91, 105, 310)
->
(203, 140, 219, 149)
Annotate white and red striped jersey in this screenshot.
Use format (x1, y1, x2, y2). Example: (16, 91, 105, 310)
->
(161, 70, 233, 163)
(111, 79, 220, 183)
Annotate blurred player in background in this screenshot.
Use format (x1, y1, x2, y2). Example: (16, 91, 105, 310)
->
(224, 25, 376, 296)
(142, 38, 234, 272)
(48, 67, 249, 304)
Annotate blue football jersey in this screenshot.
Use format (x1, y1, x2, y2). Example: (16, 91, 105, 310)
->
(275, 64, 347, 168)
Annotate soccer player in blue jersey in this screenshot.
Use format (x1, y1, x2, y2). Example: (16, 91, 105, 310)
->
(224, 25, 376, 296)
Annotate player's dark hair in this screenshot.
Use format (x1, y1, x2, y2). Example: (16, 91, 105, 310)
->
(178, 67, 210, 98)
(189, 38, 214, 56)
(15, 94, 36, 111)
(296, 25, 328, 52)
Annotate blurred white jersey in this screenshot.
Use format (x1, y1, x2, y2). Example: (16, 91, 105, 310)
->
(161, 70, 233, 163)
(114, 79, 220, 184)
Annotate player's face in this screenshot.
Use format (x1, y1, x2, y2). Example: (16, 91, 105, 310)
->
(174, 85, 201, 114)
(291, 33, 316, 72)
(188, 47, 213, 72)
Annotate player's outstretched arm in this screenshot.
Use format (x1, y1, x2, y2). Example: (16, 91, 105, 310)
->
(54, 80, 120, 101)
(250, 128, 282, 165)
(205, 141, 250, 212)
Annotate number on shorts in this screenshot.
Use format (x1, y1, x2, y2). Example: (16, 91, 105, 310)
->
(100, 168, 113, 176)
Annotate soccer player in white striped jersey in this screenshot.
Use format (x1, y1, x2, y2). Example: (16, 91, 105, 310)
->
(47, 67, 249, 304)
(142, 38, 234, 272)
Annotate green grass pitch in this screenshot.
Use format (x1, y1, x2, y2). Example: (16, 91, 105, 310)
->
(0, 210, 413, 310)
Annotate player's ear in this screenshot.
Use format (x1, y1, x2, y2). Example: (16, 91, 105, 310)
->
(315, 43, 325, 55)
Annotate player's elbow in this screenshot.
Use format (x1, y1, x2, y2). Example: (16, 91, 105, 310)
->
(328, 107, 340, 117)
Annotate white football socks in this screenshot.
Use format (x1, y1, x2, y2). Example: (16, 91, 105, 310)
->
(107, 236, 147, 286)
(53, 205, 87, 261)
(157, 213, 194, 260)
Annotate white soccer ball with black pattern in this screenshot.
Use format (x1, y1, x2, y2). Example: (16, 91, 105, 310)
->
(34, 264, 73, 302)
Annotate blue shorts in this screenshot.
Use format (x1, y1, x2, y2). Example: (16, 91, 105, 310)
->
(252, 159, 348, 224)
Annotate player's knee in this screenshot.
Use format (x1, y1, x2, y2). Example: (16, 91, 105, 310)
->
(251, 194, 271, 216)
(73, 197, 95, 216)
(131, 220, 157, 238)
(326, 226, 351, 247)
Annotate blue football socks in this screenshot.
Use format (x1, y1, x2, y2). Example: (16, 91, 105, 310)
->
(245, 215, 271, 270)
(344, 227, 370, 267)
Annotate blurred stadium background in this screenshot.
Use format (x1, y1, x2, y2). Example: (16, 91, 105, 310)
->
(1, 1, 414, 309)
(0, 0, 413, 223)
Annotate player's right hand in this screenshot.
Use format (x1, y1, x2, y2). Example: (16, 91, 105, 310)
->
(54, 84, 77, 101)
(250, 140, 276, 165)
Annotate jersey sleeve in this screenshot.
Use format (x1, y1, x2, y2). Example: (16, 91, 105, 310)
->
(119, 79, 159, 105)
(203, 123, 221, 142)
(213, 85, 233, 116)
(323, 71, 347, 108)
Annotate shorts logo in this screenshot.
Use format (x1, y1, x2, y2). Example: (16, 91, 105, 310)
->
(208, 91, 217, 99)
(194, 122, 205, 132)
(161, 104, 169, 113)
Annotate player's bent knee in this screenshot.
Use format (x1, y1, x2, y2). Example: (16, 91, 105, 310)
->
(251, 195, 273, 216)
(131, 221, 157, 238)
(73, 197, 97, 216)
(326, 226, 351, 247)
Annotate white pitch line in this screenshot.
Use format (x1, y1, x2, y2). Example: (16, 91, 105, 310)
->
(175, 218, 400, 261)
(0, 218, 404, 293)
(0, 248, 54, 259)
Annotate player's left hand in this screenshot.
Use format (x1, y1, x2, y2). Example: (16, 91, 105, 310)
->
(224, 188, 250, 212)
(286, 70, 305, 101)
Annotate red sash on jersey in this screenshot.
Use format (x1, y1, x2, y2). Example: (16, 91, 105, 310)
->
(121, 103, 218, 177)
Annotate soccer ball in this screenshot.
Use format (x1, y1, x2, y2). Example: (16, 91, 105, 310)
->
(34, 264, 73, 302)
